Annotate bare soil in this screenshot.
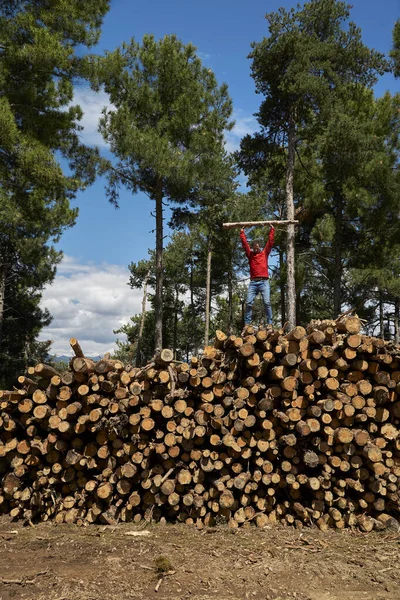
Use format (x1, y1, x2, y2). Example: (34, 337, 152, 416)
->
(0, 517, 399, 600)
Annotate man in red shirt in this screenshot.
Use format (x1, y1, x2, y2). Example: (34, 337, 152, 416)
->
(240, 225, 275, 328)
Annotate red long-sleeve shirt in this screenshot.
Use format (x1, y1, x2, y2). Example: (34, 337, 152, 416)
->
(240, 228, 274, 279)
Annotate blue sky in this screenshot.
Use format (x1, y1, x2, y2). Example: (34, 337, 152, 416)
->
(40, 0, 399, 355)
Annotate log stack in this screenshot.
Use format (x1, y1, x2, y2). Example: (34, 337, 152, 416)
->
(1, 314, 400, 531)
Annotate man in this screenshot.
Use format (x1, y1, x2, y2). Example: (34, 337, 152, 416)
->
(240, 225, 274, 328)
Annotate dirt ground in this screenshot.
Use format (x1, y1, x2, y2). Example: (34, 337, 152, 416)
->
(0, 517, 399, 600)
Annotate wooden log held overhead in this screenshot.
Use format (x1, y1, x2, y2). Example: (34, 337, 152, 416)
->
(222, 220, 299, 229)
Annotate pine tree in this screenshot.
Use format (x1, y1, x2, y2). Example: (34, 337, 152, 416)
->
(0, 0, 109, 191)
(0, 0, 110, 385)
(344, 92, 400, 338)
(93, 34, 233, 349)
(237, 0, 388, 325)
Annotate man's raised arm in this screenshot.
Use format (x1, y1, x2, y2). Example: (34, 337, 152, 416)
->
(240, 228, 251, 258)
(264, 225, 275, 256)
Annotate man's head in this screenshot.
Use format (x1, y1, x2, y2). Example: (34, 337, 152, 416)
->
(252, 241, 261, 254)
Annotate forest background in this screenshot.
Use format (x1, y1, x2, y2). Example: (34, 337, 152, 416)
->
(0, 0, 399, 387)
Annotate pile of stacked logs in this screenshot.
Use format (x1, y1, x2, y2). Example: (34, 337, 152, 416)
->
(1, 315, 400, 531)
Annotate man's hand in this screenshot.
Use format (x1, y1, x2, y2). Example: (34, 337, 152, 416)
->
(240, 227, 245, 233)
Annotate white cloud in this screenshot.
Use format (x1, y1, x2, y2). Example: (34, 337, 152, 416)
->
(73, 87, 112, 148)
(225, 110, 257, 154)
(39, 256, 146, 356)
(198, 51, 211, 61)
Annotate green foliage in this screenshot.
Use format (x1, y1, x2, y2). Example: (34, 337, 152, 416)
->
(93, 33, 233, 206)
(391, 19, 400, 77)
(0, 0, 110, 387)
(0, 278, 52, 388)
(236, 0, 395, 324)
(238, 0, 387, 178)
(122, 232, 206, 363)
(0, 0, 109, 193)
(212, 286, 245, 333)
(154, 555, 174, 574)
(93, 34, 233, 347)
(309, 89, 400, 319)
(293, 89, 400, 327)
(113, 316, 152, 365)
(47, 359, 70, 374)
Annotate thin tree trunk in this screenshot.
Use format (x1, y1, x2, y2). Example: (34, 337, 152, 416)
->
(187, 259, 196, 359)
(394, 298, 399, 344)
(379, 291, 384, 339)
(285, 121, 296, 330)
(227, 257, 233, 333)
(279, 246, 286, 326)
(333, 193, 343, 317)
(173, 285, 179, 358)
(296, 288, 301, 326)
(190, 259, 195, 333)
(204, 240, 212, 346)
(154, 178, 163, 350)
(134, 268, 150, 367)
(0, 264, 7, 352)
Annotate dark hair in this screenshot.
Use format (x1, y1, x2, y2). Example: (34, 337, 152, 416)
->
(252, 240, 260, 247)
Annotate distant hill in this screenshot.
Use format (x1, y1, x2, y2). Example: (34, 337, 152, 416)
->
(51, 355, 102, 363)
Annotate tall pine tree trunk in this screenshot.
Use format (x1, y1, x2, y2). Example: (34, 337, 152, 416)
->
(204, 240, 212, 346)
(285, 121, 296, 329)
(190, 259, 195, 333)
(227, 259, 233, 333)
(279, 246, 286, 326)
(0, 264, 6, 352)
(173, 285, 179, 358)
(134, 268, 150, 367)
(154, 178, 163, 350)
(394, 298, 399, 344)
(333, 193, 343, 317)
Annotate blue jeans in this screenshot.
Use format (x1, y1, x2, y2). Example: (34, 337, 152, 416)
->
(244, 279, 273, 325)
